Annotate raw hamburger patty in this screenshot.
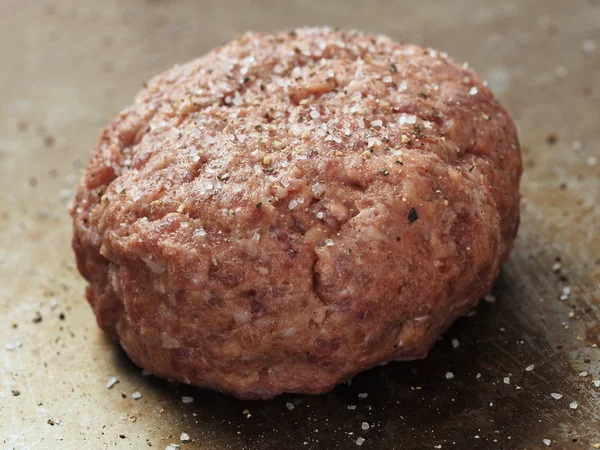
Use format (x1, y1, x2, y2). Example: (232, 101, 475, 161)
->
(71, 28, 522, 399)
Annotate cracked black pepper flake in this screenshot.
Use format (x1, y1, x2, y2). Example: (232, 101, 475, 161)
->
(396, 237, 401, 241)
(47, 419, 55, 426)
(33, 312, 42, 323)
(546, 132, 558, 145)
(378, 168, 389, 176)
(256, 202, 262, 210)
(12, 390, 20, 396)
(408, 208, 419, 223)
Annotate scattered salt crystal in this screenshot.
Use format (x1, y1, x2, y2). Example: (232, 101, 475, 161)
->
(423, 121, 432, 129)
(476, 373, 482, 380)
(358, 393, 368, 398)
(484, 294, 496, 303)
(526, 364, 535, 372)
(469, 87, 478, 96)
(593, 380, 600, 388)
(180, 432, 190, 442)
(316, 212, 324, 219)
(5, 340, 22, 351)
(370, 120, 383, 128)
(348, 405, 357, 410)
(361, 422, 370, 430)
(446, 372, 454, 380)
(310, 110, 321, 119)
(106, 377, 118, 389)
(166, 444, 180, 450)
(132, 391, 142, 400)
(582, 39, 597, 55)
(503, 377, 510, 385)
(0, 392, 5, 399)
(253, 164, 263, 175)
(252, 232, 260, 243)
(586, 156, 598, 166)
(367, 137, 377, 148)
(325, 239, 334, 247)
(550, 393, 563, 400)
(552, 262, 561, 272)
(569, 401, 578, 410)
(555, 66, 568, 79)
(543, 439, 551, 447)
(451, 339, 460, 349)
(398, 80, 408, 92)
(579, 371, 588, 377)
(383, 76, 392, 83)
(182, 396, 194, 404)
(286, 402, 295, 410)
(194, 228, 207, 237)
(356, 437, 365, 446)
(399, 114, 417, 125)
(288, 200, 298, 210)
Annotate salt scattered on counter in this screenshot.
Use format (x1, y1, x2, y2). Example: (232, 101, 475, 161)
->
(106, 377, 118, 389)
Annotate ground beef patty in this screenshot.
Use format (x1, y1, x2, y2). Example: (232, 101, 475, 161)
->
(71, 28, 522, 400)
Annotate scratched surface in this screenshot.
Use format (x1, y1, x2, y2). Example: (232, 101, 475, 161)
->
(0, 0, 599, 449)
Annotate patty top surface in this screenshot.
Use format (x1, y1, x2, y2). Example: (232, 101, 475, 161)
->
(72, 28, 521, 383)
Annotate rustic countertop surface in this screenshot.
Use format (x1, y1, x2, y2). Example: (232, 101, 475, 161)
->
(1, 0, 599, 449)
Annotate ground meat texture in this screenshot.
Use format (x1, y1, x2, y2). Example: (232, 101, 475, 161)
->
(71, 28, 522, 400)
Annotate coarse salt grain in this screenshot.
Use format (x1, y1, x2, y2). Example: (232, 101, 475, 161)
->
(356, 437, 365, 446)
(371, 120, 383, 128)
(310, 110, 321, 119)
(543, 439, 551, 447)
(166, 444, 180, 450)
(399, 113, 417, 125)
(446, 372, 454, 380)
(316, 212, 324, 219)
(484, 294, 496, 303)
(476, 373, 482, 379)
(182, 396, 194, 404)
(526, 364, 535, 372)
(579, 371, 588, 377)
(180, 433, 190, 442)
(398, 80, 408, 92)
(361, 422, 370, 430)
(358, 393, 368, 398)
(503, 377, 510, 385)
(348, 405, 357, 410)
(451, 339, 460, 348)
(286, 402, 295, 410)
(469, 87, 479, 96)
(569, 401, 578, 409)
(582, 39, 597, 55)
(106, 377, 118, 389)
(550, 393, 563, 400)
(132, 391, 142, 400)
(288, 200, 298, 210)
(194, 228, 207, 237)
(593, 380, 600, 388)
